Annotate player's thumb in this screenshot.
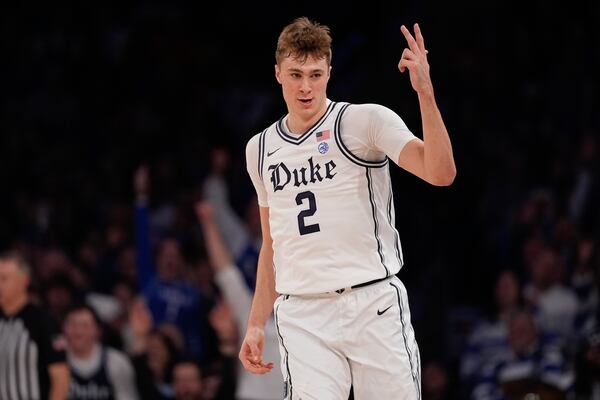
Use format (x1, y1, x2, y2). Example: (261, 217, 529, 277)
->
(249, 341, 262, 361)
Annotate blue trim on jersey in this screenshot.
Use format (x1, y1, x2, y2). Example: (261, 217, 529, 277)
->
(366, 168, 389, 277)
(274, 301, 293, 399)
(275, 101, 337, 145)
(258, 129, 267, 179)
(387, 171, 404, 267)
(390, 281, 421, 400)
(334, 103, 389, 168)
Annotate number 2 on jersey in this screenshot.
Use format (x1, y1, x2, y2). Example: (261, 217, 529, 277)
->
(295, 191, 320, 235)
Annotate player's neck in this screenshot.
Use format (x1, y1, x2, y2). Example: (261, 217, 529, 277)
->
(286, 100, 328, 135)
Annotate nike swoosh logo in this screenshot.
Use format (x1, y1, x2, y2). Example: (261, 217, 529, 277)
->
(377, 305, 393, 316)
(267, 147, 281, 157)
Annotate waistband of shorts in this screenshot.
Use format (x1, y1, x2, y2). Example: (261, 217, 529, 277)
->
(285, 276, 393, 298)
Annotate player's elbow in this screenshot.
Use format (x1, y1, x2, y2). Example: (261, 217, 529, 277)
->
(428, 166, 456, 186)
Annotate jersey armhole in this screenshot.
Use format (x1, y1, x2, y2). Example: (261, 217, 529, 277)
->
(257, 128, 268, 179)
(333, 103, 389, 168)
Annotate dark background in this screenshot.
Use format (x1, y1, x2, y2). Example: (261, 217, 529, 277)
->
(1, 0, 598, 395)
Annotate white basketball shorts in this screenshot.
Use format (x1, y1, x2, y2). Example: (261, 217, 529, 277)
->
(273, 275, 421, 400)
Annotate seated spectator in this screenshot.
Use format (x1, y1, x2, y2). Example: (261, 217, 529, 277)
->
(63, 303, 139, 399)
(524, 247, 578, 343)
(574, 327, 600, 399)
(571, 238, 598, 339)
(173, 358, 203, 400)
(129, 297, 179, 399)
(423, 359, 455, 400)
(472, 310, 574, 400)
(460, 270, 522, 389)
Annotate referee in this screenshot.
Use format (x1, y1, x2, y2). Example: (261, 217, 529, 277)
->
(0, 250, 70, 400)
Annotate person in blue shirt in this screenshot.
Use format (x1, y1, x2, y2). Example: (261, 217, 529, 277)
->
(133, 164, 210, 364)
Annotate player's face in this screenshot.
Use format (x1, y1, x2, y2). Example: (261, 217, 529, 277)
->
(0, 261, 29, 310)
(275, 55, 331, 123)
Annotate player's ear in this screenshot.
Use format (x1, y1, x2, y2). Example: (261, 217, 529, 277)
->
(275, 64, 282, 84)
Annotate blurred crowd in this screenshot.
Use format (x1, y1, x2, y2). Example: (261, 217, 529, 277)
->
(1, 2, 599, 400)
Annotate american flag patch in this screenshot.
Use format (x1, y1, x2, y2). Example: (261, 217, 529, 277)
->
(316, 129, 330, 142)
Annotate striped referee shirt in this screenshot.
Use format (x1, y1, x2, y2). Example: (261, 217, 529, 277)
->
(0, 302, 67, 400)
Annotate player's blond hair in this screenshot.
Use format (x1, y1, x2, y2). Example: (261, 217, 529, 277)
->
(275, 17, 332, 66)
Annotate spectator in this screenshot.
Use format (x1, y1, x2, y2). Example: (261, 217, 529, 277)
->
(524, 247, 579, 341)
(571, 238, 598, 338)
(43, 272, 80, 325)
(63, 303, 139, 399)
(460, 270, 522, 389)
(134, 164, 211, 363)
(110, 278, 141, 353)
(173, 359, 203, 400)
(423, 360, 454, 400)
(205, 299, 238, 399)
(129, 297, 179, 399)
(196, 200, 283, 400)
(472, 310, 574, 400)
(202, 146, 261, 291)
(575, 328, 600, 399)
(0, 250, 70, 400)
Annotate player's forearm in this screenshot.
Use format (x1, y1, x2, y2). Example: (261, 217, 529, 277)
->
(418, 90, 456, 186)
(247, 244, 278, 329)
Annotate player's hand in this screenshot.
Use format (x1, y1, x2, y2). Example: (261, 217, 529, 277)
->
(239, 326, 274, 374)
(399, 23, 433, 96)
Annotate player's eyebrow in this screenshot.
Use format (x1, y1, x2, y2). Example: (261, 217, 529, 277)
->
(288, 67, 325, 74)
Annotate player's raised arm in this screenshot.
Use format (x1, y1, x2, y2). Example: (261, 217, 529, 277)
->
(239, 205, 277, 375)
(396, 23, 456, 186)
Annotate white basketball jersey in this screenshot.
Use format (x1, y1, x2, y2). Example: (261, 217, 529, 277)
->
(246, 100, 417, 295)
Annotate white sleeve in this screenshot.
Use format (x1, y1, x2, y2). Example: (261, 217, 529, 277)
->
(214, 266, 252, 327)
(203, 174, 250, 259)
(107, 348, 140, 400)
(245, 134, 269, 207)
(340, 103, 418, 165)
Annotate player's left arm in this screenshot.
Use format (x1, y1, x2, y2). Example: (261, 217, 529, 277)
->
(397, 23, 456, 186)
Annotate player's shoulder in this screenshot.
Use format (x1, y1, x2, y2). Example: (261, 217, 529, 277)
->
(346, 102, 399, 118)
(340, 103, 402, 129)
(245, 121, 278, 163)
(246, 120, 278, 149)
(246, 131, 262, 150)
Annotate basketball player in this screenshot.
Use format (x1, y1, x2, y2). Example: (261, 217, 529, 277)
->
(241, 17, 456, 399)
